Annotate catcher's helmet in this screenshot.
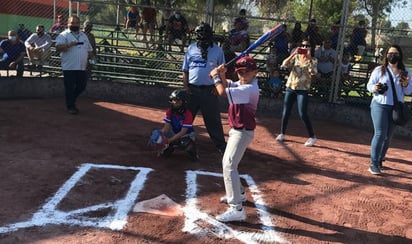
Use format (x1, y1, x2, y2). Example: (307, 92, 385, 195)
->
(169, 89, 188, 114)
(195, 22, 213, 42)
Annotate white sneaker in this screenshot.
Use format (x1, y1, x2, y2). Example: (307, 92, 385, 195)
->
(220, 192, 247, 203)
(304, 137, 317, 147)
(276, 134, 285, 142)
(216, 207, 246, 222)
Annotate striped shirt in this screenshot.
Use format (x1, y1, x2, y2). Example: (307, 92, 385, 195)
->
(55, 30, 92, 70)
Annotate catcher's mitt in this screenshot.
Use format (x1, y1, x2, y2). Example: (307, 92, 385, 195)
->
(147, 129, 169, 156)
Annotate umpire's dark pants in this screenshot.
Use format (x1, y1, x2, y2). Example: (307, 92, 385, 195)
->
(188, 84, 226, 151)
(63, 70, 87, 109)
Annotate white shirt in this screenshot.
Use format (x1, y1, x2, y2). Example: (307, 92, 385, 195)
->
(24, 33, 52, 51)
(55, 29, 92, 70)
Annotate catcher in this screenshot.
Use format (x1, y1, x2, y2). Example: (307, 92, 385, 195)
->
(148, 89, 198, 161)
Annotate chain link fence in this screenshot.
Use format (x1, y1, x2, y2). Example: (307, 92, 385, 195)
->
(1, 0, 411, 105)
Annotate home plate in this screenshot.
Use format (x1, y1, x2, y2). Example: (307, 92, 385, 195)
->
(133, 194, 183, 217)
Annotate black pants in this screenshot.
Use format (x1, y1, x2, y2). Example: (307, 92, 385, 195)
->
(188, 84, 226, 151)
(63, 70, 87, 109)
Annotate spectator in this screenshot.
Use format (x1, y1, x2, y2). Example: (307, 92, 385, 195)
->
(24, 25, 52, 69)
(304, 18, 323, 54)
(221, 39, 237, 81)
(50, 15, 66, 34)
(124, 6, 141, 39)
(182, 23, 227, 154)
(235, 9, 249, 31)
(209, 56, 260, 223)
(314, 38, 337, 78)
(141, 0, 157, 42)
(266, 44, 277, 74)
(17, 24, 32, 41)
(267, 69, 283, 97)
(55, 15, 93, 115)
(166, 11, 189, 52)
(82, 20, 97, 77)
(272, 24, 290, 65)
(366, 45, 412, 175)
(0, 30, 25, 77)
(228, 16, 249, 52)
(155, 89, 198, 161)
(340, 52, 352, 80)
(290, 22, 305, 51)
(276, 39, 318, 146)
(349, 20, 367, 58)
(330, 21, 340, 50)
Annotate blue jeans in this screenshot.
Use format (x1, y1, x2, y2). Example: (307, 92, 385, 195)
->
(280, 87, 315, 137)
(370, 101, 395, 168)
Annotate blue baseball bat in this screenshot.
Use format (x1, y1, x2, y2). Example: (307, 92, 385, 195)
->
(226, 23, 285, 66)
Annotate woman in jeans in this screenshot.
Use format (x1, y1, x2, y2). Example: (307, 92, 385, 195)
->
(366, 45, 412, 175)
(276, 39, 318, 146)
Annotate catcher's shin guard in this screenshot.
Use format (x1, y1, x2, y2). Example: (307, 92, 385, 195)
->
(181, 137, 199, 161)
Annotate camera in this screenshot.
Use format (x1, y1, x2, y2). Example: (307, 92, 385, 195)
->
(376, 83, 388, 94)
(297, 48, 308, 55)
(76, 42, 84, 45)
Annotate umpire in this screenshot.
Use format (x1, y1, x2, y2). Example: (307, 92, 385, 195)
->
(182, 23, 226, 154)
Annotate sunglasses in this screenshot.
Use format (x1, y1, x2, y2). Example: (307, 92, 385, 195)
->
(301, 44, 310, 48)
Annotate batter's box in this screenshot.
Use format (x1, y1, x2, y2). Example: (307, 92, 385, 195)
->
(0, 163, 153, 234)
(182, 170, 288, 244)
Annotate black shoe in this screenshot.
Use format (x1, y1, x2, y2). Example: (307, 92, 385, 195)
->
(368, 165, 382, 175)
(67, 107, 79, 115)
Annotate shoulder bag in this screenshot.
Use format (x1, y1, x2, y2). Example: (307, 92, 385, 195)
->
(386, 67, 411, 126)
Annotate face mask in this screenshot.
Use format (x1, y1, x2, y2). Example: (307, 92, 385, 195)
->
(175, 14, 180, 19)
(8, 36, 16, 42)
(37, 31, 44, 36)
(387, 54, 400, 64)
(69, 26, 80, 32)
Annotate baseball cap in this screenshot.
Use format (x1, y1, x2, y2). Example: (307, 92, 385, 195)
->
(235, 56, 257, 72)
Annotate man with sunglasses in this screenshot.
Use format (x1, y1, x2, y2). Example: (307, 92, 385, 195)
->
(209, 56, 260, 222)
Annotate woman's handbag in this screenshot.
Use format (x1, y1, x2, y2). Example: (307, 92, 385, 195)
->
(387, 67, 411, 126)
(392, 101, 411, 126)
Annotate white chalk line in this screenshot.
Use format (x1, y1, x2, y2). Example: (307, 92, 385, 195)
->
(183, 170, 289, 244)
(0, 163, 153, 234)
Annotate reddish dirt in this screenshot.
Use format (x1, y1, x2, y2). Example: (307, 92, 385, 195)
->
(0, 97, 411, 244)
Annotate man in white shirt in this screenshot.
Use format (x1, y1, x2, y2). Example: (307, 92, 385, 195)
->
(314, 39, 336, 78)
(55, 15, 93, 115)
(24, 25, 52, 69)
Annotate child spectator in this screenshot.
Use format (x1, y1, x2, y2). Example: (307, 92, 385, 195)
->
(124, 6, 141, 39)
(268, 69, 283, 97)
(266, 44, 277, 74)
(141, 0, 157, 42)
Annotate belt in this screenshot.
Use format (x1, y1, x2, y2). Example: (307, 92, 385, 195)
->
(188, 84, 214, 89)
(233, 127, 254, 131)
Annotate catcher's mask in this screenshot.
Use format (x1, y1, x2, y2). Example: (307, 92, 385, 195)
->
(169, 89, 187, 114)
(195, 22, 213, 60)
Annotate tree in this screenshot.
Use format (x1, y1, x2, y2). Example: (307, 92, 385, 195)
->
(358, 0, 408, 49)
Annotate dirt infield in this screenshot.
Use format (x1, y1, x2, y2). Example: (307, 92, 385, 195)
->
(0, 97, 411, 244)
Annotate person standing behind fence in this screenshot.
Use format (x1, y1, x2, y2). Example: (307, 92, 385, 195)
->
(50, 15, 66, 34)
(55, 15, 93, 115)
(182, 22, 227, 154)
(25, 25, 52, 70)
(276, 39, 318, 146)
(141, 0, 157, 43)
(124, 6, 141, 39)
(366, 45, 412, 175)
(82, 20, 97, 77)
